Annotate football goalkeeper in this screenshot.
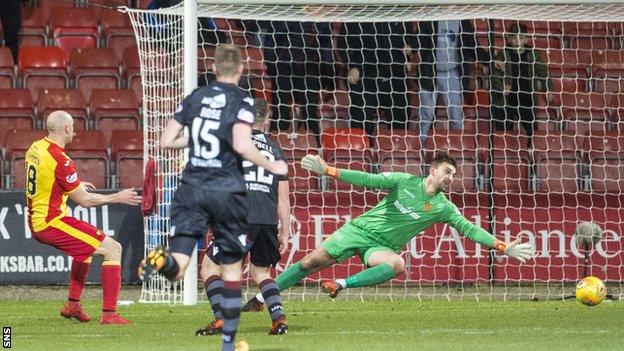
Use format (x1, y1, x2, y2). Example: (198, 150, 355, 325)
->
(243, 153, 532, 308)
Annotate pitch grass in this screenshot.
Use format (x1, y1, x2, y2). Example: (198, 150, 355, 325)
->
(1, 298, 623, 351)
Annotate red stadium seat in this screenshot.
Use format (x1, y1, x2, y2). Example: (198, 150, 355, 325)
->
(70, 48, 120, 101)
(18, 46, 68, 100)
(545, 49, 590, 78)
(427, 129, 479, 193)
(49, 7, 99, 61)
(5, 129, 47, 188)
(0, 48, 15, 88)
(110, 130, 143, 189)
(101, 9, 136, 62)
(375, 129, 423, 175)
(36, 89, 88, 130)
(584, 131, 624, 193)
(0, 89, 36, 131)
(121, 46, 142, 100)
(486, 132, 531, 194)
(549, 76, 587, 106)
(65, 131, 110, 189)
(560, 93, 610, 136)
(19, 7, 47, 47)
(40, 0, 75, 22)
(590, 50, 624, 78)
(321, 128, 373, 191)
(569, 37, 611, 51)
(532, 131, 582, 193)
(90, 89, 141, 141)
(563, 22, 609, 37)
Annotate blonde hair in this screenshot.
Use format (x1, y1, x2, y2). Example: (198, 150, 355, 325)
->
(214, 44, 242, 77)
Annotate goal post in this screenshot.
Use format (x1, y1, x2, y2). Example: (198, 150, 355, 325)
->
(126, 0, 624, 305)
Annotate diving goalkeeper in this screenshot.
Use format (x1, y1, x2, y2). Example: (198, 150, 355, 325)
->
(243, 153, 532, 308)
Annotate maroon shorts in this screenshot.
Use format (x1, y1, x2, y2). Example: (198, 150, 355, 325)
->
(33, 216, 106, 261)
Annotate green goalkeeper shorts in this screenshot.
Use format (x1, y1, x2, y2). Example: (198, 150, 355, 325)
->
(321, 223, 395, 266)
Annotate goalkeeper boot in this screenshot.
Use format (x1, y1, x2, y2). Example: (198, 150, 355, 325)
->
(241, 296, 265, 312)
(321, 280, 342, 298)
(100, 312, 132, 325)
(269, 316, 288, 335)
(138, 245, 167, 281)
(60, 302, 91, 322)
(195, 319, 223, 336)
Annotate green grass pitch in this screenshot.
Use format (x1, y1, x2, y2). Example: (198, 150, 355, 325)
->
(1, 295, 623, 351)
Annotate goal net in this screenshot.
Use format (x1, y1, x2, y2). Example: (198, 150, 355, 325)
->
(126, 0, 624, 304)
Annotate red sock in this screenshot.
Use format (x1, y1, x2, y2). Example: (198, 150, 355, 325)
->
(68, 258, 91, 302)
(102, 261, 121, 313)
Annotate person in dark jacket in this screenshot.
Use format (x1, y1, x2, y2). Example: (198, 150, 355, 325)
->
(338, 22, 417, 134)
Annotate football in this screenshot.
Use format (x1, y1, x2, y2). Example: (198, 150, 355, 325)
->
(575, 222, 604, 245)
(575, 276, 607, 306)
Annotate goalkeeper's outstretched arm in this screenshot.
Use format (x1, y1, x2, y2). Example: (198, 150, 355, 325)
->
(444, 203, 533, 263)
(301, 154, 409, 190)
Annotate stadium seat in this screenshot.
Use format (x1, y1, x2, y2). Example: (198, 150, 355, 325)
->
(90, 89, 141, 141)
(590, 50, 624, 78)
(0, 48, 15, 89)
(36, 89, 88, 130)
(0, 89, 36, 131)
(549, 76, 587, 106)
(560, 93, 610, 135)
(563, 22, 609, 38)
(584, 131, 624, 193)
(321, 128, 373, 190)
(545, 48, 590, 78)
(121, 46, 142, 100)
(272, 131, 320, 191)
(70, 48, 120, 101)
(101, 8, 136, 62)
(40, 0, 76, 23)
(19, 7, 47, 47)
(569, 37, 611, 51)
(486, 132, 531, 194)
(375, 129, 423, 175)
(49, 7, 99, 61)
(18, 46, 68, 100)
(65, 130, 110, 189)
(427, 129, 480, 193)
(532, 131, 582, 193)
(110, 130, 143, 189)
(5, 129, 47, 188)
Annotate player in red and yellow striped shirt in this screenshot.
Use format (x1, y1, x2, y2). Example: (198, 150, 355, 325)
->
(26, 110, 142, 324)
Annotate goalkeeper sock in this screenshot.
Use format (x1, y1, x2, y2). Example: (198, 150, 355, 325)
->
(204, 275, 224, 320)
(344, 264, 396, 288)
(160, 254, 180, 281)
(275, 261, 309, 291)
(221, 280, 242, 351)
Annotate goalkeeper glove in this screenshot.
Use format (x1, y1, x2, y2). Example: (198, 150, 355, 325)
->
(493, 238, 532, 263)
(301, 154, 338, 177)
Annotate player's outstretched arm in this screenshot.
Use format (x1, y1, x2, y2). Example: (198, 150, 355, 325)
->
(445, 205, 532, 263)
(301, 154, 408, 190)
(69, 185, 142, 208)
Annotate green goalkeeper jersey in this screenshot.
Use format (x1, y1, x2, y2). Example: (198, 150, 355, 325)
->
(338, 170, 496, 252)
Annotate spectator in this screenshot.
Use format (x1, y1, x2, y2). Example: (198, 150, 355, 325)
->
(0, 0, 21, 62)
(417, 20, 490, 145)
(338, 22, 416, 134)
(490, 23, 552, 142)
(263, 21, 335, 135)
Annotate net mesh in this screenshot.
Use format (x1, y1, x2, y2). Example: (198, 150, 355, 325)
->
(126, 2, 624, 303)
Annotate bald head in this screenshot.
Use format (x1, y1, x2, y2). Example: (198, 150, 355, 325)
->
(46, 110, 73, 133)
(46, 110, 75, 146)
